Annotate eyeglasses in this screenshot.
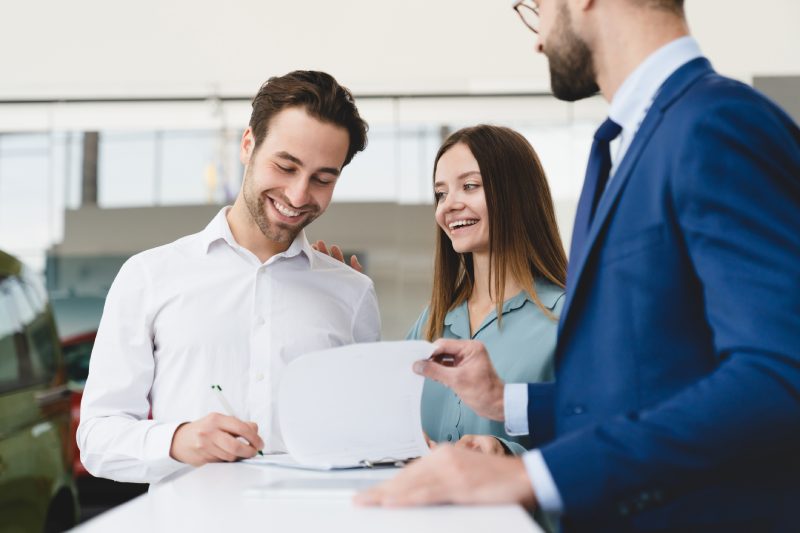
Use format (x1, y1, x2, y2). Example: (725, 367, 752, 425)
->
(512, 0, 539, 34)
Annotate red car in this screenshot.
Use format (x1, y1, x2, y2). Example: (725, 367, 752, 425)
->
(50, 295, 104, 478)
(52, 296, 148, 514)
(61, 331, 96, 477)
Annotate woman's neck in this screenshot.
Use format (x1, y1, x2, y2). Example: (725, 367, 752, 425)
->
(469, 252, 523, 306)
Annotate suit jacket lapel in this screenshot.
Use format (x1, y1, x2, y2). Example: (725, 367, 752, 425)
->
(558, 58, 714, 334)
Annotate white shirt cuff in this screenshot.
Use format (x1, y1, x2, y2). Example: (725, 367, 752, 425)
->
(523, 449, 564, 513)
(504, 383, 530, 436)
(144, 421, 185, 461)
(143, 421, 190, 479)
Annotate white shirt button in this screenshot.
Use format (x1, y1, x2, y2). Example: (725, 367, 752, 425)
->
(255, 373, 264, 382)
(255, 316, 265, 326)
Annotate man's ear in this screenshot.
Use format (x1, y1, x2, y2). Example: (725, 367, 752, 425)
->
(240, 127, 255, 165)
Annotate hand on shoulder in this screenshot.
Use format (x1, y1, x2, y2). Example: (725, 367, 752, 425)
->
(312, 240, 363, 273)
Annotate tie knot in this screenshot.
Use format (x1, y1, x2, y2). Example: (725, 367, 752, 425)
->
(594, 118, 622, 142)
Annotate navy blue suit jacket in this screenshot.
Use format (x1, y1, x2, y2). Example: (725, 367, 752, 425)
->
(528, 58, 800, 532)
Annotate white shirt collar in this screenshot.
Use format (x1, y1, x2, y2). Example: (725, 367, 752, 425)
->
(609, 36, 703, 133)
(201, 206, 314, 266)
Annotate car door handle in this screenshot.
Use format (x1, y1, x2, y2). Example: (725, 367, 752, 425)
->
(34, 384, 71, 407)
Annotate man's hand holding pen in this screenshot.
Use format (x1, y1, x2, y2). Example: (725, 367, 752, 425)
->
(170, 412, 264, 466)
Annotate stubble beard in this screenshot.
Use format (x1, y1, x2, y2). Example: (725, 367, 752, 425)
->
(546, 2, 600, 102)
(242, 167, 320, 244)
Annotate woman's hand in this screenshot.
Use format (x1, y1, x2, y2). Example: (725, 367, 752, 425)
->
(423, 431, 437, 450)
(311, 240, 363, 273)
(454, 434, 507, 456)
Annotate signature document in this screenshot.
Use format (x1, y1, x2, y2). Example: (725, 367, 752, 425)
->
(250, 340, 435, 470)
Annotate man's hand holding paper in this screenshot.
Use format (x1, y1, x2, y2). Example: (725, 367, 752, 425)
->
(414, 339, 506, 422)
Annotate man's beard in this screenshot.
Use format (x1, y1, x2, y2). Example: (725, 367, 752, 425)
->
(242, 168, 320, 244)
(546, 2, 600, 102)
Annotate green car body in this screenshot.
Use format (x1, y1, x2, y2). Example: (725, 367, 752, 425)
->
(0, 250, 78, 532)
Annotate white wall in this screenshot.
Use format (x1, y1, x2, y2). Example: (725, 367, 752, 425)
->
(0, 0, 797, 100)
(3, 0, 797, 334)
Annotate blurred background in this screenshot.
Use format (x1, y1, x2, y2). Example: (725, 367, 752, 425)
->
(0, 0, 798, 528)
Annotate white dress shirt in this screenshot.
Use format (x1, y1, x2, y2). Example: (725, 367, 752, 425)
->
(77, 207, 381, 483)
(608, 36, 703, 179)
(505, 36, 704, 514)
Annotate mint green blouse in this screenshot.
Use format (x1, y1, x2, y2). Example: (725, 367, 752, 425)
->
(406, 279, 565, 455)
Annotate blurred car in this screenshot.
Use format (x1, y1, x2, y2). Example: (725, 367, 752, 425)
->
(62, 331, 96, 478)
(49, 296, 104, 480)
(0, 250, 79, 532)
(50, 295, 149, 515)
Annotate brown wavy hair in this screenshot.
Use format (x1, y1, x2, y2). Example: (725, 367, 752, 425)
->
(425, 125, 567, 341)
(249, 70, 368, 167)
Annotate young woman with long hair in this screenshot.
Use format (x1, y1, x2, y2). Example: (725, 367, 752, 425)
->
(407, 124, 567, 455)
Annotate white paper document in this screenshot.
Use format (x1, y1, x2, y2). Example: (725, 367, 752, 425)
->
(247, 340, 435, 470)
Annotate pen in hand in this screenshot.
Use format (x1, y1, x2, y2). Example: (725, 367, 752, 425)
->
(428, 353, 457, 367)
(210, 384, 264, 456)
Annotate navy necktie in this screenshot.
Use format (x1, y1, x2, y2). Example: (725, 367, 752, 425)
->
(567, 118, 622, 287)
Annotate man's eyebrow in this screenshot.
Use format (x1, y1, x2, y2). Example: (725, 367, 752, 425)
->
(433, 170, 481, 188)
(274, 151, 341, 177)
(275, 151, 303, 165)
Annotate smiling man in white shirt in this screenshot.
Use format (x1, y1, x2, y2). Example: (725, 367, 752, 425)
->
(77, 71, 381, 484)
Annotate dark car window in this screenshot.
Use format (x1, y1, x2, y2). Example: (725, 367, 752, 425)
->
(0, 278, 23, 392)
(63, 340, 93, 385)
(4, 276, 58, 384)
(20, 266, 47, 314)
(6, 276, 35, 323)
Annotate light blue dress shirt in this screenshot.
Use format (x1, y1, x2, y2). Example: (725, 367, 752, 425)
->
(407, 279, 565, 455)
(507, 35, 705, 514)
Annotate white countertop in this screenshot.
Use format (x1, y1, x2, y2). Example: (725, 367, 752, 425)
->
(73, 461, 543, 532)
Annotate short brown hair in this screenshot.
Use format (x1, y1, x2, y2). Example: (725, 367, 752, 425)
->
(249, 70, 368, 167)
(425, 125, 568, 340)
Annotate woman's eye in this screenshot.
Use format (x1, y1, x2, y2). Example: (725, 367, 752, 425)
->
(464, 182, 479, 191)
(434, 191, 445, 202)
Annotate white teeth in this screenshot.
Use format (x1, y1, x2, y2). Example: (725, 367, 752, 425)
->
(273, 199, 302, 217)
(448, 219, 478, 230)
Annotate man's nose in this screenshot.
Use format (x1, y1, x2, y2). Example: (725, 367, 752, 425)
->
(284, 178, 312, 208)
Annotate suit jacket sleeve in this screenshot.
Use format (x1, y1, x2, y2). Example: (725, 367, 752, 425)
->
(527, 382, 556, 448)
(540, 95, 800, 516)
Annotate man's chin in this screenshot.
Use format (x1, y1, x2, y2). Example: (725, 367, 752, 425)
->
(550, 78, 599, 102)
(272, 211, 316, 230)
(265, 216, 316, 243)
(264, 225, 301, 243)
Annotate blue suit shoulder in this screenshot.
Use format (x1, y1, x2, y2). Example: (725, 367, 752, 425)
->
(665, 69, 799, 146)
(659, 69, 800, 209)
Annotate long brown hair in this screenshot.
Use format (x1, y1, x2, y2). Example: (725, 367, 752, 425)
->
(425, 125, 567, 341)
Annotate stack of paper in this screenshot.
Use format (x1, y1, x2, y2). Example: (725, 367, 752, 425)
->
(249, 340, 435, 470)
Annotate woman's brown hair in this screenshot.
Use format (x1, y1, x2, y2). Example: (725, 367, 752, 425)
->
(425, 125, 567, 341)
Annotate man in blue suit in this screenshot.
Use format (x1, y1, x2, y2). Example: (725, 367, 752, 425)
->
(356, 0, 800, 530)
